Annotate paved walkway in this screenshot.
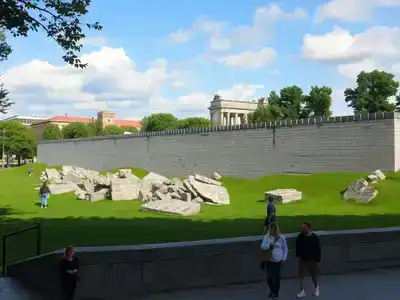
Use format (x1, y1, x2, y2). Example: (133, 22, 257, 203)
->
(0, 277, 40, 300)
(142, 268, 400, 300)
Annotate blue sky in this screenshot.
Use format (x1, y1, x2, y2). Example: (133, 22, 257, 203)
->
(1, 0, 400, 120)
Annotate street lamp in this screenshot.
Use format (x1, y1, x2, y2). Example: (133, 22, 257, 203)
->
(2, 129, 5, 168)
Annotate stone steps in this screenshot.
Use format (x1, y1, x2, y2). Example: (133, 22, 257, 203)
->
(0, 277, 41, 300)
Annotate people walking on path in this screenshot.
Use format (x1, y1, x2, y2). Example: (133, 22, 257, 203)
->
(39, 181, 50, 208)
(260, 222, 288, 300)
(296, 221, 321, 298)
(263, 197, 277, 234)
(59, 246, 80, 300)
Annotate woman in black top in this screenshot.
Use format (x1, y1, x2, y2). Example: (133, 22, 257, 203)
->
(59, 246, 79, 300)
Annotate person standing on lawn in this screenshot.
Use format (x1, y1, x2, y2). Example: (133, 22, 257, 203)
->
(296, 221, 322, 298)
(264, 197, 277, 234)
(59, 246, 80, 300)
(261, 222, 288, 300)
(39, 181, 50, 208)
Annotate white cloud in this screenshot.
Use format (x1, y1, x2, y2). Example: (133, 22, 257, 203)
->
(315, 0, 400, 22)
(337, 59, 380, 79)
(150, 84, 266, 118)
(301, 26, 400, 80)
(302, 26, 400, 61)
(1, 46, 265, 120)
(1, 47, 189, 119)
(217, 84, 265, 100)
(218, 47, 276, 69)
(169, 4, 307, 52)
(168, 29, 193, 43)
(81, 36, 108, 47)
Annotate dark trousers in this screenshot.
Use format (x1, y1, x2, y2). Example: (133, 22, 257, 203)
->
(266, 261, 282, 296)
(61, 279, 77, 300)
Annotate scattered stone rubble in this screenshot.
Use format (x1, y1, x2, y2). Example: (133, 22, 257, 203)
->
(265, 189, 302, 204)
(343, 169, 385, 204)
(38, 167, 228, 215)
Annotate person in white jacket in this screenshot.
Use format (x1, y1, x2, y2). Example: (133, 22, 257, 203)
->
(260, 222, 288, 300)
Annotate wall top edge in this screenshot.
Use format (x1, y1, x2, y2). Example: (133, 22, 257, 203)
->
(38, 111, 400, 145)
(8, 227, 400, 266)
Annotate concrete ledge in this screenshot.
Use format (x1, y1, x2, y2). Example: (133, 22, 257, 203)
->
(38, 111, 399, 144)
(7, 227, 400, 300)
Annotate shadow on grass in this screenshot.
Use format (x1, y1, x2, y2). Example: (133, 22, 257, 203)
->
(1, 210, 400, 267)
(0, 206, 26, 217)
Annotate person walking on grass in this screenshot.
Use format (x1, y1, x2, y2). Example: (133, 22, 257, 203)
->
(263, 196, 277, 234)
(296, 221, 321, 298)
(260, 222, 288, 300)
(59, 246, 80, 300)
(28, 166, 34, 177)
(39, 181, 50, 208)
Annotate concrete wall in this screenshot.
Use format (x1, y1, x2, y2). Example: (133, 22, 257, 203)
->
(7, 227, 400, 300)
(395, 118, 400, 170)
(38, 112, 399, 178)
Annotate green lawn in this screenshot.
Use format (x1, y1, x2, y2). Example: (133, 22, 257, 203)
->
(1, 164, 400, 265)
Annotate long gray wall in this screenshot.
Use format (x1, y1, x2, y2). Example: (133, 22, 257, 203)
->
(38, 112, 399, 178)
(8, 227, 400, 300)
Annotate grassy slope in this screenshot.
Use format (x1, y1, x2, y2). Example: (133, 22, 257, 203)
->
(1, 164, 400, 263)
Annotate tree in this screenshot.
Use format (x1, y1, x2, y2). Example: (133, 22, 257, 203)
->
(178, 117, 212, 129)
(247, 103, 282, 123)
(0, 121, 36, 165)
(62, 122, 91, 139)
(0, 30, 12, 62)
(0, 32, 13, 115)
(278, 85, 305, 119)
(141, 114, 178, 132)
(345, 70, 399, 113)
(87, 119, 103, 136)
(267, 90, 281, 106)
(303, 86, 333, 117)
(103, 125, 124, 136)
(0, 79, 13, 115)
(43, 124, 62, 140)
(120, 126, 139, 133)
(0, 0, 102, 67)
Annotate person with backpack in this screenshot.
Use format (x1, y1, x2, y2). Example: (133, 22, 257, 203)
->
(296, 221, 321, 298)
(264, 197, 277, 234)
(39, 181, 50, 208)
(260, 222, 288, 300)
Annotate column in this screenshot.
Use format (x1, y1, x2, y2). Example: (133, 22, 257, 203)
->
(233, 113, 237, 125)
(219, 112, 224, 125)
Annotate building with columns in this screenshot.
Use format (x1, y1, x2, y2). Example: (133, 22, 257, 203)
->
(208, 97, 266, 126)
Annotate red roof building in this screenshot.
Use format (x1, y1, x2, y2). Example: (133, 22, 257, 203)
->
(31, 110, 141, 140)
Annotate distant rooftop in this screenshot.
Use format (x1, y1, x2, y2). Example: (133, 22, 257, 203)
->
(35, 115, 141, 127)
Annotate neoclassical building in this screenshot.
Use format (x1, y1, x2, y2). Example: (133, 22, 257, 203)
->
(208, 96, 266, 126)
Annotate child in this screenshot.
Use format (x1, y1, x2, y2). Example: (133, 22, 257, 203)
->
(28, 166, 34, 177)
